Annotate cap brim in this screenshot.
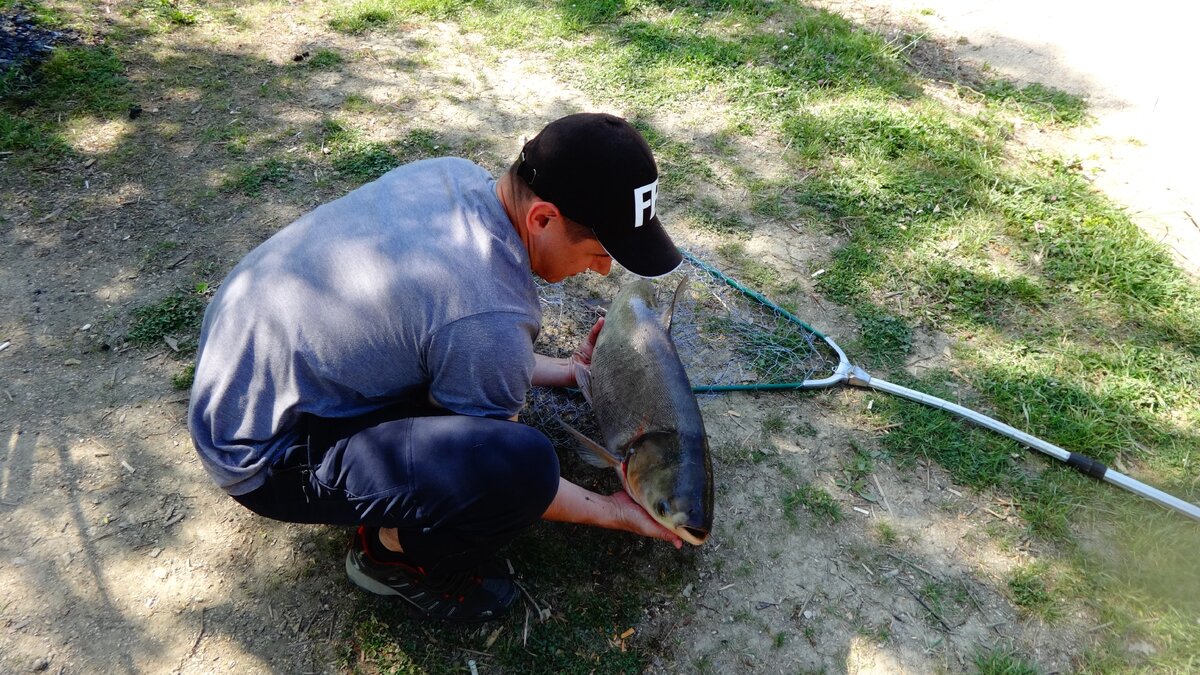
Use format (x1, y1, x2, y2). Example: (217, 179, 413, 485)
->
(595, 216, 683, 278)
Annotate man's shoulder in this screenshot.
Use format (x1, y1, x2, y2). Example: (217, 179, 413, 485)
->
(377, 156, 491, 185)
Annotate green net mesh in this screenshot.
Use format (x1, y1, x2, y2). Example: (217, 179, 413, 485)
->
(523, 251, 843, 447)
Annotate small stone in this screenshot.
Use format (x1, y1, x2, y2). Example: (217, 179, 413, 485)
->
(1128, 641, 1157, 657)
(31, 657, 49, 672)
(63, 358, 81, 366)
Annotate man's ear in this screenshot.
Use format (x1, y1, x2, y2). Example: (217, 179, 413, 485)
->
(526, 200, 561, 235)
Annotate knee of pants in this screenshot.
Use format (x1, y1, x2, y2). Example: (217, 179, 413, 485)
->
(471, 424, 560, 525)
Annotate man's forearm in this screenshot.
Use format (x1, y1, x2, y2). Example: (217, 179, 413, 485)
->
(531, 353, 574, 388)
(542, 477, 617, 527)
(542, 477, 684, 548)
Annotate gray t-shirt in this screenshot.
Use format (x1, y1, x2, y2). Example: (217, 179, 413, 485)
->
(188, 158, 540, 495)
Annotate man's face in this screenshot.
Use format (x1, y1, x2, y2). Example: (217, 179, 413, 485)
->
(531, 218, 613, 283)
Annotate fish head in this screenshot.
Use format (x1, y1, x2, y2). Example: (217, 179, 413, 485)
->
(624, 431, 714, 546)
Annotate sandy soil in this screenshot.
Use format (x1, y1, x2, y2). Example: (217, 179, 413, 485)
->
(2, 2, 1189, 673)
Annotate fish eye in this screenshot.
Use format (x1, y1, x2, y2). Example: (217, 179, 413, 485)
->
(655, 499, 670, 517)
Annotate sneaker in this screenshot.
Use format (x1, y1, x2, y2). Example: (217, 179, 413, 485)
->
(345, 526, 519, 623)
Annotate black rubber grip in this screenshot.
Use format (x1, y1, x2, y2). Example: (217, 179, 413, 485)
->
(1066, 452, 1108, 480)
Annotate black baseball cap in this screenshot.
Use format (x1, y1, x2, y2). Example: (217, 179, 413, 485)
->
(516, 113, 683, 278)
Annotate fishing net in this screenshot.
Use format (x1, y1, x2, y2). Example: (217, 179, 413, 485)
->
(523, 250, 843, 447)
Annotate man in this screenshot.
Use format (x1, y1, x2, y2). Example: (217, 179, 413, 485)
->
(188, 112, 685, 623)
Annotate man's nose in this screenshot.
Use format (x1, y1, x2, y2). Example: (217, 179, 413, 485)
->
(592, 256, 613, 275)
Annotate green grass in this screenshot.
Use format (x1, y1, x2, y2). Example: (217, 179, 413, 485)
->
(127, 291, 207, 351)
(329, 0, 464, 33)
(221, 158, 292, 195)
(306, 48, 345, 68)
(1006, 563, 1058, 621)
(318, 120, 447, 181)
(980, 79, 1088, 126)
(782, 483, 843, 526)
(974, 646, 1041, 675)
(172, 363, 196, 390)
(1, 41, 132, 158)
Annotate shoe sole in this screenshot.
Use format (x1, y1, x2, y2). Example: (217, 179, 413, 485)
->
(345, 552, 405, 597)
(344, 552, 516, 624)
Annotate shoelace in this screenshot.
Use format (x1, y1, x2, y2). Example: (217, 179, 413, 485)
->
(422, 568, 484, 598)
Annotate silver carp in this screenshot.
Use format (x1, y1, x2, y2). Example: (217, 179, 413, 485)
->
(562, 277, 714, 545)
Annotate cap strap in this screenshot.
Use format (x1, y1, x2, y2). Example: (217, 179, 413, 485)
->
(516, 152, 537, 186)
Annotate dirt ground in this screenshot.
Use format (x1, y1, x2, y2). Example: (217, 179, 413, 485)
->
(1, 2, 1191, 674)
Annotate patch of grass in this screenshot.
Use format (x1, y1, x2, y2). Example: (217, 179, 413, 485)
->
(321, 119, 399, 180)
(782, 482, 843, 526)
(329, 0, 464, 33)
(0, 111, 67, 154)
(794, 420, 817, 437)
(172, 363, 195, 390)
(319, 121, 447, 181)
(1007, 563, 1058, 621)
(150, 0, 198, 26)
(980, 79, 1087, 126)
(306, 48, 344, 68)
(715, 241, 781, 290)
(973, 646, 1040, 675)
(762, 410, 787, 434)
(221, 158, 291, 195)
(2, 45, 131, 115)
(127, 291, 207, 351)
(853, 306, 912, 368)
(686, 200, 754, 237)
(835, 442, 876, 498)
(874, 521, 898, 545)
(1, 41, 132, 161)
(1, 0, 66, 27)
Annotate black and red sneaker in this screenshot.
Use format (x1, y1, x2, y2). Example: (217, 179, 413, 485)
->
(344, 526, 519, 623)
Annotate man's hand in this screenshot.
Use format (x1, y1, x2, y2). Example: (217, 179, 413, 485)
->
(567, 316, 604, 384)
(607, 490, 683, 548)
(531, 316, 605, 388)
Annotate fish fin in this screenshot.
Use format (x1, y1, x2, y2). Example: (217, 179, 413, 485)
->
(573, 360, 593, 405)
(556, 418, 621, 468)
(661, 277, 688, 335)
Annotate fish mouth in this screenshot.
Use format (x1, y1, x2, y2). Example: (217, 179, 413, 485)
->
(678, 526, 709, 545)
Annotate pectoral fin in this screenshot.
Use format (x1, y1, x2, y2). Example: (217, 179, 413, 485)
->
(556, 418, 620, 469)
(572, 360, 593, 406)
(661, 277, 688, 335)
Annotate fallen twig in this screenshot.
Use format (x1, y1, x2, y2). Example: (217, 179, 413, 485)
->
(872, 474, 894, 516)
(898, 580, 953, 633)
(885, 552, 939, 581)
(189, 607, 206, 656)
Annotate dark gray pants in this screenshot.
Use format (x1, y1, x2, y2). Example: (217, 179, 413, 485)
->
(232, 404, 560, 572)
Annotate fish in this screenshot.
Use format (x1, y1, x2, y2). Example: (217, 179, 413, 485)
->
(561, 277, 714, 545)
